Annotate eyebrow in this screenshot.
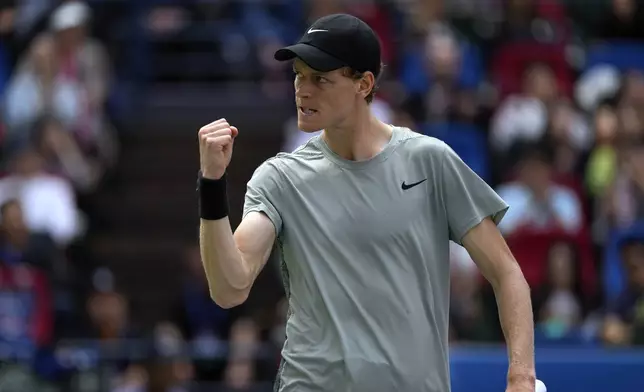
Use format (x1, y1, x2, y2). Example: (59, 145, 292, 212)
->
(292, 66, 329, 78)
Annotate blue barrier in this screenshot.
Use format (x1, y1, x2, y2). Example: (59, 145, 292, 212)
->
(451, 346, 644, 392)
(16, 341, 644, 391)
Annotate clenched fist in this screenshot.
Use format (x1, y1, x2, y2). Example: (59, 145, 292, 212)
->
(198, 118, 239, 179)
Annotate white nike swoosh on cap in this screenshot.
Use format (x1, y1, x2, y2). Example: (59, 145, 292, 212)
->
(308, 28, 328, 33)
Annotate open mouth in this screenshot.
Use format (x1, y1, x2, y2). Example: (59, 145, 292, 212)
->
(298, 106, 318, 116)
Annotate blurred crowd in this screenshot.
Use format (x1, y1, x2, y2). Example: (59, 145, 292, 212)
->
(0, 0, 644, 391)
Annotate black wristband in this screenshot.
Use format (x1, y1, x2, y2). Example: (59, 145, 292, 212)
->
(198, 171, 229, 220)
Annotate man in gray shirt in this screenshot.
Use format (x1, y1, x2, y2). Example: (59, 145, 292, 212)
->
(197, 14, 536, 392)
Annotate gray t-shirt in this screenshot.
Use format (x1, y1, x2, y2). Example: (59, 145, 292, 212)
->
(243, 127, 508, 392)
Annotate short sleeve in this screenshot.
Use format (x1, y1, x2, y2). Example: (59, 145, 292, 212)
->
(440, 144, 509, 244)
(242, 159, 283, 236)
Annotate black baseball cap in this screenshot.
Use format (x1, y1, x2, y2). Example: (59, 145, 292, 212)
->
(274, 14, 382, 77)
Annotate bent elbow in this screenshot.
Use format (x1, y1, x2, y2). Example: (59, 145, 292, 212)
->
(211, 290, 249, 309)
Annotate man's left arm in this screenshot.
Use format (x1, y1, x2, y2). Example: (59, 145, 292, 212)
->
(462, 218, 536, 391)
(436, 142, 535, 391)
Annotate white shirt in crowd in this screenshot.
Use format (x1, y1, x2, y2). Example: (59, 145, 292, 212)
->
(495, 182, 583, 235)
(0, 174, 84, 246)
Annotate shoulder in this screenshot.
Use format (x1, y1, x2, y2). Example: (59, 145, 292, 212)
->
(394, 127, 451, 167)
(395, 127, 448, 155)
(248, 137, 323, 188)
(259, 136, 324, 172)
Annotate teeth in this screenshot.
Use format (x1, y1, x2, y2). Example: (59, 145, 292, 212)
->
(300, 107, 316, 116)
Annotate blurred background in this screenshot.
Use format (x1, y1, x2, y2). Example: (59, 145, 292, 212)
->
(0, 0, 643, 391)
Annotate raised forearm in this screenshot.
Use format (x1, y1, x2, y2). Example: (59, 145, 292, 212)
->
(199, 219, 252, 307)
(493, 267, 536, 383)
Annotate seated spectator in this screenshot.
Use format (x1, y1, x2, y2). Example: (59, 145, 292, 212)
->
(0, 147, 84, 247)
(2, 1, 117, 169)
(0, 259, 53, 363)
(171, 245, 231, 381)
(543, 98, 592, 176)
(491, 63, 558, 154)
(586, 102, 620, 198)
(401, 31, 482, 124)
(33, 115, 103, 192)
(602, 238, 644, 346)
(0, 199, 58, 269)
(496, 144, 584, 236)
(222, 359, 263, 392)
(598, 0, 644, 40)
(173, 244, 231, 341)
(221, 318, 269, 392)
(605, 140, 644, 229)
(83, 273, 140, 341)
(149, 322, 195, 392)
(533, 242, 586, 341)
(499, 0, 570, 43)
(63, 268, 150, 390)
(0, 1, 16, 70)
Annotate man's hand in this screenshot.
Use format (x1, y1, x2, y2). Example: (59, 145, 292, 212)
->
(198, 118, 239, 179)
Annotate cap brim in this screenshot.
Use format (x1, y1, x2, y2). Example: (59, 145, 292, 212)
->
(274, 43, 345, 72)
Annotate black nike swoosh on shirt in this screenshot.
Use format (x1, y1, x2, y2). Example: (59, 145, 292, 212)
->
(401, 179, 427, 190)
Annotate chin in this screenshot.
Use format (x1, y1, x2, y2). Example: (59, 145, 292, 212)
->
(297, 117, 323, 133)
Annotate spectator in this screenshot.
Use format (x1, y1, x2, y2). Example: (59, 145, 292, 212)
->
(543, 98, 592, 176)
(605, 140, 644, 229)
(0, 257, 53, 363)
(222, 318, 268, 391)
(149, 322, 195, 392)
(598, 0, 644, 40)
(173, 244, 231, 343)
(0, 199, 58, 269)
(3, 1, 117, 168)
(602, 238, 644, 346)
(401, 31, 482, 124)
(222, 359, 264, 392)
(533, 242, 585, 340)
(33, 115, 103, 192)
(71, 269, 150, 391)
(496, 144, 584, 235)
(172, 245, 231, 382)
(0, 147, 84, 247)
(586, 102, 620, 198)
(491, 62, 558, 154)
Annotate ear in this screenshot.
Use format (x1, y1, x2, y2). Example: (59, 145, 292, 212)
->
(356, 71, 375, 99)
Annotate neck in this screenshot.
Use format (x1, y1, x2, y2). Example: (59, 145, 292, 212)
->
(321, 105, 392, 161)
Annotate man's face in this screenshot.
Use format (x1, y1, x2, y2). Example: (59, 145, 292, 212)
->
(12, 149, 44, 176)
(55, 25, 86, 53)
(1, 201, 27, 237)
(523, 64, 557, 101)
(624, 243, 644, 289)
(293, 59, 363, 132)
(520, 157, 551, 193)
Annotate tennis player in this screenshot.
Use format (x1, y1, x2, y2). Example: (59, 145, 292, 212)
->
(197, 14, 536, 392)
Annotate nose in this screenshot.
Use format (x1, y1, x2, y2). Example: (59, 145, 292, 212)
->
(295, 86, 312, 99)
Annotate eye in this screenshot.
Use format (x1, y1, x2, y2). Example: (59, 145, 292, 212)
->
(314, 75, 329, 84)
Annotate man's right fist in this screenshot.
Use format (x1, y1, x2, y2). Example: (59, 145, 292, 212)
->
(198, 118, 239, 179)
